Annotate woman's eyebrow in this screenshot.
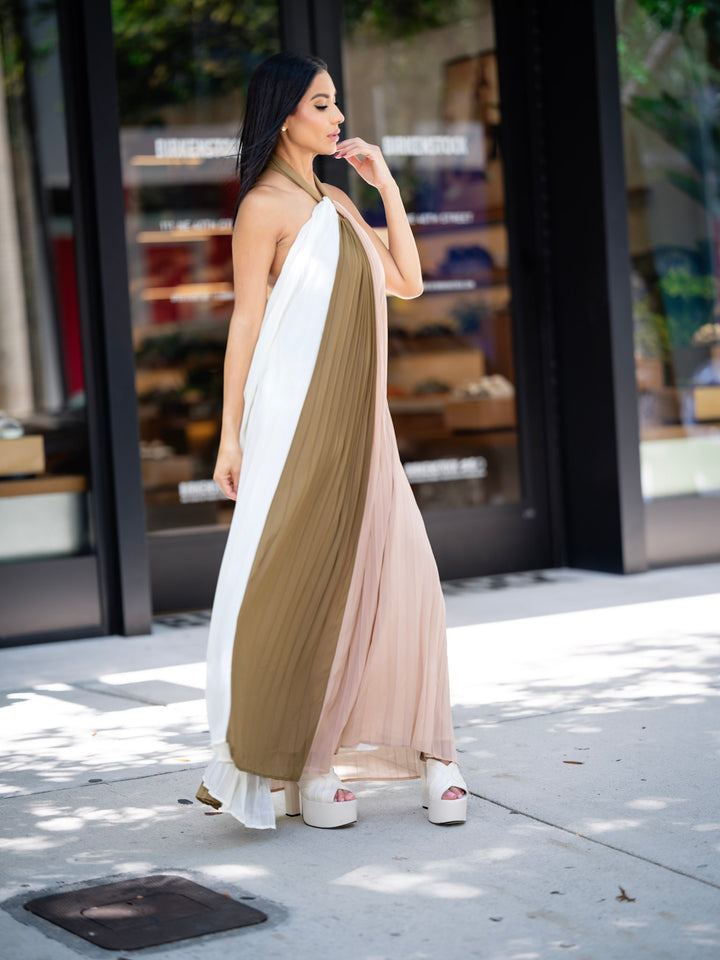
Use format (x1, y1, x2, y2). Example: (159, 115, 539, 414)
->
(311, 92, 335, 100)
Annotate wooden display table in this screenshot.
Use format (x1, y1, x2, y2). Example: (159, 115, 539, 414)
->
(444, 396, 516, 432)
(0, 475, 87, 497)
(0, 436, 45, 476)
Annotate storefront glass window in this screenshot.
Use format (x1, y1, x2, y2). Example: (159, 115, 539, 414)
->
(0, 0, 93, 562)
(342, 0, 520, 511)
(617, 0, 720, 501)
(112, 1, 279, 534)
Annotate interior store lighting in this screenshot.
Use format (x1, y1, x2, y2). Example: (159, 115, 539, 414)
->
(130, 156, 205, 166)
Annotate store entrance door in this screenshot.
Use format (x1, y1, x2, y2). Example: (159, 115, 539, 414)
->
(111, 0, 555, 614)
(338, 0, 554, 578)
(111, 3, 285, 612)
(1, 0, 105, 643)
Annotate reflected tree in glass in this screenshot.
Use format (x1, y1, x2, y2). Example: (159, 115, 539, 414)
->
(618, 0, 720, 364)
(112, 0, 278, 121)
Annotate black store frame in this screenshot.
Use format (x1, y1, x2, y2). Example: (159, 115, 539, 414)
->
(147, 0, 359, 612)
(3, 0, 675, 644)
(136, 0, 652, 611)
(149, 0, 561, 609)
(1, 0, 152, 645)
(525, 0, 647, 574)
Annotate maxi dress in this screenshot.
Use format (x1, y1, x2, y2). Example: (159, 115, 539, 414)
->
(197, 156, 457, 829)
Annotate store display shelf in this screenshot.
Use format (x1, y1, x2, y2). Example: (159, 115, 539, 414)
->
(422, 268, 508, 293)
(388, 394, 517, 433)
(136, 226, 232, 244)
(388, 395, 448, 414)
(132, 315, 231, 342)
(135, 366, 187, 394)
(640, 423, 720, 441)
(0, 474, 87, 497)
(639, 384, 720, 426)
(410, 207, 506, 234)
(444, 395, 516, 432)
(141, 456, 194, 489)
(0, 435, 45, 476)
(140, 281, 233, 302)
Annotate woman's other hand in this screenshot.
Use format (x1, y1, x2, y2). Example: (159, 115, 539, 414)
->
(334, 138, 393, 192)
(214, 441, 243, 501)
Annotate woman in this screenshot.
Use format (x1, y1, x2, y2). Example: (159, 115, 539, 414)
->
(196, 52, 467, 830)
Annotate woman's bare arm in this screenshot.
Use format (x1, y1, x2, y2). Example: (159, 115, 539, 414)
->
(326, 137, 423, 299)
(214, 190, 279, 500)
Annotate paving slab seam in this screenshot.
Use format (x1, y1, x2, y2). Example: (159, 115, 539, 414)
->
(0, 764, 209, 802)
(70, 680, 177, 707)
(469, 790, 720, 892)
(453, 694, 665, 730)
(454, 706, 600, 730)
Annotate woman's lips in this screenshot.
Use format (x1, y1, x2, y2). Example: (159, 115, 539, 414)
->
(328, 133, 340, 141)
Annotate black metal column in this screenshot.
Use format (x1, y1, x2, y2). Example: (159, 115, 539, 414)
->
(279, 0, 349, 191)
(56, 0, 152, 633)
(531, 0, 647, 574)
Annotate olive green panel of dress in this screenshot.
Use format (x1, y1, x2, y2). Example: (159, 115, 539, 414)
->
(223, 190, 377, 782)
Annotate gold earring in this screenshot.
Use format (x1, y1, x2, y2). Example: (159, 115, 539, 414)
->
(282, 126, 287, 132)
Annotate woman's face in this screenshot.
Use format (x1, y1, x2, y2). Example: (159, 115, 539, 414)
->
(284, 70, 344, 155)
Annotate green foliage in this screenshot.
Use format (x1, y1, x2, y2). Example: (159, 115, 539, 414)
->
(111, 0, 279, 123)
(629, 92, 707, 170)
(620, 1, 720, 205)
(619, 0, 720, 344)
(0, 0, 56, 96)
(667, 168, 709, 204)
(635, 0, 707, 33)
(345, 0, 472, 39)
(659, 266, 717, 345)
(617, 33, 652, 87)
(633, 295, 670, 359)
(0, 6, 24, 97)
(659, 264, 716, 297)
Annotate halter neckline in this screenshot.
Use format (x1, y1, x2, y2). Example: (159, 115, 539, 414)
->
(266, 155, 326, 204)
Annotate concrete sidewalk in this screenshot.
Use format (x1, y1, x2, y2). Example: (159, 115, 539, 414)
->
(1, 563, 719, 959)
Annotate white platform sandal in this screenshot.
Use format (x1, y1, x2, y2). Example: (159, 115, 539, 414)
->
(284, 770, 357, 829)
(420, 757, 468, 825)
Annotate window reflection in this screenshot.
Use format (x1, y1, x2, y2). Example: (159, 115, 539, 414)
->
(113, 1, 280, 533)
(343, 0, 521, 510)
(618, 0, 720, 500)
(0, 0, 92, 562)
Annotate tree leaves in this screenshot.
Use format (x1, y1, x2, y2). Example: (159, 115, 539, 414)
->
(111, 0, 279, 123)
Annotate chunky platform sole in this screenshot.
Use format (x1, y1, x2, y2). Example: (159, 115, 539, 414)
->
(420, 758, 468, 825)
(284, 781, 357, 829)
(424, 794, 468, 825)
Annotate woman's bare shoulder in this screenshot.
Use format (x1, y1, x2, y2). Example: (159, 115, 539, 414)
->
(234, 179, 290, 234)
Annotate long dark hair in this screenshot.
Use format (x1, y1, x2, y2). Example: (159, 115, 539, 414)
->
(234, 52, 327, 219)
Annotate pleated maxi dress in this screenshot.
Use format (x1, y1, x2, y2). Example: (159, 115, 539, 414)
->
(196, 155, 457, 829)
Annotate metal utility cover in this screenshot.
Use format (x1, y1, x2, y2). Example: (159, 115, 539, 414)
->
(24, 874, 267, 950)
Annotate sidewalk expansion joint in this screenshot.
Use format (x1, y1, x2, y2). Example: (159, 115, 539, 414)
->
(454, 706, 588, 729)
(0, 764, 208, 802)
(71, 681, 170, 707)
(469, 790, 720, 892)
(454, 695, 661, 731)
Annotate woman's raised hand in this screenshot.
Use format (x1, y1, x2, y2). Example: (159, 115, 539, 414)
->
(213, 441, 243, 501)
(334, 138, 393, 191)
